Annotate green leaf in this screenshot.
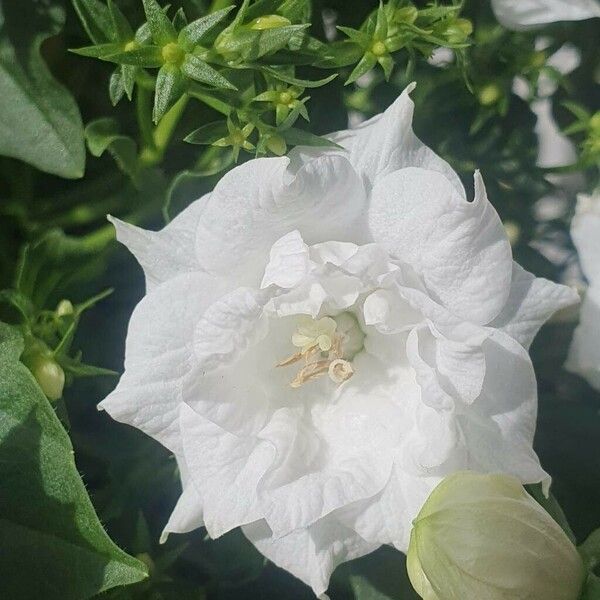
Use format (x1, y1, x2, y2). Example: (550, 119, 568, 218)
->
(70, 42, 124, 58)
(107, 0, 134, 42)
(0, 0, 85, 178)
(0, 289, 34, 323)
(181, 54, 236, 89)
(345, 51, 378, 85)
(0, 323, 148, 599)
(223, 24, 309, 61)
(84, 118, 139, 181)
(72, 0, 113, 44)
(153, 65, 188, 123)
(178, 6, 234, 49)
(259, 65, 337, 87)
(142, 0, 177, 45)
(581, 573, 600, 600)
(184, 121, 229, 144)
(105, 45, 163, 67)
(280, 127, 340, 148)
(580, 528, 600, 571)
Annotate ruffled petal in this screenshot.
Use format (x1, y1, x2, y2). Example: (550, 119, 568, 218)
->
(242, 517, 378, 596)
(492, 0, 600, 30)
(490, 263, 579, 349)
(258, 385, 395, 537)
(194, 155, 367, 285)
(328, 83, 464, 195)
(369, 169, 512, 324)
(99, 271, 229, 453)
(109, 198, 208, 291)
(180, 403, 273, 538)
(458, 330, 549, 487)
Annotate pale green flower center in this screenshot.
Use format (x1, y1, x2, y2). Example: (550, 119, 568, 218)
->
(277, 313, 364, 388)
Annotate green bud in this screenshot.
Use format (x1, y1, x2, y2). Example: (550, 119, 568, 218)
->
(265, 134, 287, 156)
(442, 18, 472, 44)
(407, 472, 585, 600)
(394, 6, 418, 25)
(248, 15, 292, 30)
(590, 112, 600, 133)
(161, 42, 185, 66)
(530, 50, 546, 69)
(23, 351, 65, 402)
(55, 299, 74, 318)
(370, 40, 388, 57)
(478, 82, 502, 106)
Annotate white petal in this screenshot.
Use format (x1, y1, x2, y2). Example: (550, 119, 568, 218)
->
(459, 330, 549, 486)
(491, 263, 579, 349)
(369, 169, 512, 324)
(261, 230, 310, 289)
(363, 288, 421, 334)
(109, 198, 207, 291)
(258, 400, 394, 538)
(194, 155, 366, 285)
(99, 271, 229, 453)
(566, 286, 600, 390)
(193, 287, 271, 371)
(161, 453, 203, 543)
(180, 403, 273, 538)
(328, 84, 464, 195)
(492, 0, 600, 29)
(243, 518, 378, 596)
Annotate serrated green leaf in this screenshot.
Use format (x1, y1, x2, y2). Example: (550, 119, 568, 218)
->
(72, 0, 113, 44)
(84, 118, 139, 181)
(280, 127, 339, 148)
(143, 0, 177, 44)
(181, 54, 236, 89)
(153, 65, 188, 122)
(178, 6, 234, 49)
(184, 121, 229, 144)
(0, 0, 85, 178)
(106, 45, 163, 67)
(0, 323, 148, 599)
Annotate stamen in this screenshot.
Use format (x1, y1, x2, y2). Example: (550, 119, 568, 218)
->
(328, 359, 354, 384)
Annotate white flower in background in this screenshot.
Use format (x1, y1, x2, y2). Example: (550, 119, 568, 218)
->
(100, 84, 578, 596)
(566, 192, 600, 390)
(492, 0, 600, 30)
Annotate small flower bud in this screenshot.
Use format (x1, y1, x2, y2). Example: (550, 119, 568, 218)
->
(394, 6, 418, 25)
(27, 354, 65, 401)
(248, 15, 291, 30)
(478, 82, 502, 106)
(56, 299, 74, 317)
(407, 472, 585, 600)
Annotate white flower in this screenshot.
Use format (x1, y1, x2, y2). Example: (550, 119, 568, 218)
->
(492, 0, 600, 30)
(566, 192, 600, 389)
(100, 84, 578, 596)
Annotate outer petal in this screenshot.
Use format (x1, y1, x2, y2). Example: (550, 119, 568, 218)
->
(194, 155, 367, 285)
(565, 286, 600, 390)
(328, 83, 464, 195)
(242, 518, 378, 596)
(109, 198, 208, 291)
(99, 271, 229, 453)
(180, 403, 273, 538)
(490, 263, 579, 349)
(369, 168, 512, 324)
(458, 330, 549, 488)
(492, 0, 600, 29)
(160, 453, 204, 543)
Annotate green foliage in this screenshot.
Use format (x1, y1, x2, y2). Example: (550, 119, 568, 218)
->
(0, 0, 85, 178)
(0, 323, 148, 599)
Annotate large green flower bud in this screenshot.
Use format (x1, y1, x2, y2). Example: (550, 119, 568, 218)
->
(407, 471, 585, 600)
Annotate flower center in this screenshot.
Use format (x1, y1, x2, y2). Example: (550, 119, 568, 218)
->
(277, 313, 364, 388)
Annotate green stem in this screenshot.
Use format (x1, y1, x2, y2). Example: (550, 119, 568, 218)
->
(136, 86, 156, 153)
